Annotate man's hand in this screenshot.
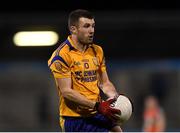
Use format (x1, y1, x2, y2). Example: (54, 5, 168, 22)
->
(94, 98, 121, 121)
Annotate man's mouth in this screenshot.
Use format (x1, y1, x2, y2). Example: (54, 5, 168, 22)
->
(89, 36, 93, 39)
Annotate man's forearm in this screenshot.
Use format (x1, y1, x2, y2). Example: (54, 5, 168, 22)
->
(61, 88, 96, 109)
(102, 81, 118, 98)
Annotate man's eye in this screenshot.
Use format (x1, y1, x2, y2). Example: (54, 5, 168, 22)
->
(84, 25, 89, 28)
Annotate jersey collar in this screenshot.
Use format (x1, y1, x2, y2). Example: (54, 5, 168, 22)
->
(66, 35, 93, 52)
(66, 35, 77, 50)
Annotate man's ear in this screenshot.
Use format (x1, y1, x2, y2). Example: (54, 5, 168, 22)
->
(70, 26, 77, 34)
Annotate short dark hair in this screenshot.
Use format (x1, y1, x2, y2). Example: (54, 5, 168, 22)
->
(68, 9, 94, 29)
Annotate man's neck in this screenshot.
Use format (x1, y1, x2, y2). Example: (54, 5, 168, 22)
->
(71, 35, 87, 52)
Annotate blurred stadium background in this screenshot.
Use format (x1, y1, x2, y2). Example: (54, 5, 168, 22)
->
(1, 0, 180, 131)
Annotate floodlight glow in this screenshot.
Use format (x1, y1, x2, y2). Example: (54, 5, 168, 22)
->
(13, 31, 59, 46)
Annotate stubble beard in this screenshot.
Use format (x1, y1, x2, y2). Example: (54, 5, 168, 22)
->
(78, 37, 93, 45)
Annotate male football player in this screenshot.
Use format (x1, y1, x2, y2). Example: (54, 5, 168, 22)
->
(48, 9, 122, 132)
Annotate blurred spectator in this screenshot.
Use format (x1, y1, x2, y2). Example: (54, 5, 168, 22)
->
(142, 95, 166, 132)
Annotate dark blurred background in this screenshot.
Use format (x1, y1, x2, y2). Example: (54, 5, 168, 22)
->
(1, 0, 180, 131)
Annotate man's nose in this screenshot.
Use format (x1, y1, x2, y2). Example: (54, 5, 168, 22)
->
(89, 27, 94, 34)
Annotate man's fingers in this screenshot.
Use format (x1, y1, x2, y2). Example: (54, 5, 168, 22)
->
(108, 113, 120, 121)
(110, 108, 121, 115)
(107, 98, 116, 104)
(114, 113, 121, 119)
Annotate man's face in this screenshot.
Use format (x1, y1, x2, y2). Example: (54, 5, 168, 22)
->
(76, 17, 95, 45)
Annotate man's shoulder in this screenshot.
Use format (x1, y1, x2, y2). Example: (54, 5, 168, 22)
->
(48, 41, 71, 66)
(56, 41, 71, 54)
(92, 43, 104, 53)
(92, 43, 103, 50)
(49, 41, 72, 60)
(48, 42, 70, 60)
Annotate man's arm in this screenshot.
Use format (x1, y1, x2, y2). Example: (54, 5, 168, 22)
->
(57, 77, 120, 120)
(56, 77, 96, 108)
(100, 71, 119, 99)
(99, 70, 122, 130)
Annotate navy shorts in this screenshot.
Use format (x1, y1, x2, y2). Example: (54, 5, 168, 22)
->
(62, 113, 116, 132)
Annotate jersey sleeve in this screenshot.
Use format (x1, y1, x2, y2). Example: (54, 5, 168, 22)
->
(96, 45, 106, 72)
(48, 51, 71, 78)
